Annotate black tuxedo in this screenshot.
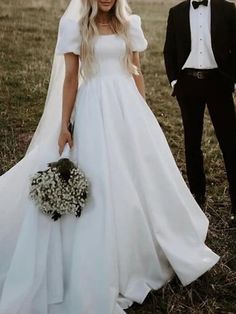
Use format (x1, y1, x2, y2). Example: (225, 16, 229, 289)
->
(164, 0, 236, 90)
(163, 0, 236, 213)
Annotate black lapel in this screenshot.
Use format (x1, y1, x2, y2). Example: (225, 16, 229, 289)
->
(181, 0, 191, 45)
(211, 0, 221, 42)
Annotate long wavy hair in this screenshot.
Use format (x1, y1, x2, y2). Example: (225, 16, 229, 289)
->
(79, 0, 138, 78)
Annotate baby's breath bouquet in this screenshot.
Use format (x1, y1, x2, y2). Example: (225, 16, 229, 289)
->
(30, 143, 89, 221)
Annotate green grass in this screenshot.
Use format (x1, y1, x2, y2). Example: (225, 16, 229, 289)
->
(0, 0, 236, 313)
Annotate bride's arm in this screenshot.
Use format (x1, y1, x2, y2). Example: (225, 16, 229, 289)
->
(58, 53, 79, 155)
(132, 52, 146, 100)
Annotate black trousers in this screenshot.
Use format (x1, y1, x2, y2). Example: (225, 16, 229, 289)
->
(175, 69, 236, 212)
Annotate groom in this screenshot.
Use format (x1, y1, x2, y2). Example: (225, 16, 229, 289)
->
(163, 0, 236, 223)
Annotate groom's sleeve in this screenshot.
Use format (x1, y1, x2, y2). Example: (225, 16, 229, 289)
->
(230, 3, 236, 84)
(163, 8, 178, 85)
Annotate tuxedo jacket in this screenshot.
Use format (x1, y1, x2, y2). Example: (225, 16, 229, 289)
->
(163, 0, 236, 87)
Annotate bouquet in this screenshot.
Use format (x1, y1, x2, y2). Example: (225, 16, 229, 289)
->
(29, 129, 89, 221)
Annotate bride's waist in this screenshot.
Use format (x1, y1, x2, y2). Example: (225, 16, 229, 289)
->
(90, 60, 131, 78)
(82, 71, 132, 84)
(78, 71, 135, 93)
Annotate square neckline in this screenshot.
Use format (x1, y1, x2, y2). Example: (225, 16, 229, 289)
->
(98, 33, 117, 37)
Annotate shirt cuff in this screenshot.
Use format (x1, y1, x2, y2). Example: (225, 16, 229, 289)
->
(171, 80, 177, 88)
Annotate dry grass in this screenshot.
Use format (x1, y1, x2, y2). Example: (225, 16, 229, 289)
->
(0, 0, 236, 313)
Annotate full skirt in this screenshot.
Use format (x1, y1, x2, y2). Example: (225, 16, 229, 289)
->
(0, 74, 219, 314)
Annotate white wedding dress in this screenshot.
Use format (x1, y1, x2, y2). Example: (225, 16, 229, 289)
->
(0, 14, 219, 314)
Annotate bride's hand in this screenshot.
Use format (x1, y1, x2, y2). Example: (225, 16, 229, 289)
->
(58, 127, 73, 155)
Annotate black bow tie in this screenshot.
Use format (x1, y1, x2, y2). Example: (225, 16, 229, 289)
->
(192, 0, 208, 9)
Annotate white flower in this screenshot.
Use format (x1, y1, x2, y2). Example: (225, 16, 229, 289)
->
(30, 163, 89, 219)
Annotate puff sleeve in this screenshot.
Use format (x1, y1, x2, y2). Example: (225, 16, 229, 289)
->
(55, 16, 81, 55)
(128, 14, 148, 52)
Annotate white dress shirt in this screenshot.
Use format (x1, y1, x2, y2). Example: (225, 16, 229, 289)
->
(183, 0, 218, 70)
(171, 0, 219, 87)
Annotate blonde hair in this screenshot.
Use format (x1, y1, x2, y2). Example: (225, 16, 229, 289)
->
(79, 0, 138, 78)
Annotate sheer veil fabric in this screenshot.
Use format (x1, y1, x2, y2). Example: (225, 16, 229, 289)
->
(0, 0, 83, 311)
(26, 0, 82, 155)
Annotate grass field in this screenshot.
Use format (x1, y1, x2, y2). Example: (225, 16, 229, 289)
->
(0, 0, 236, 313)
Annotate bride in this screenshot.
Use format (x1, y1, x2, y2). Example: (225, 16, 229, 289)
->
(0, 0, 219, 313)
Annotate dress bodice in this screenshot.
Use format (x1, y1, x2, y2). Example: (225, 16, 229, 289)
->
(93, 35, 127, 77)
(55, 15, 148, 78)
